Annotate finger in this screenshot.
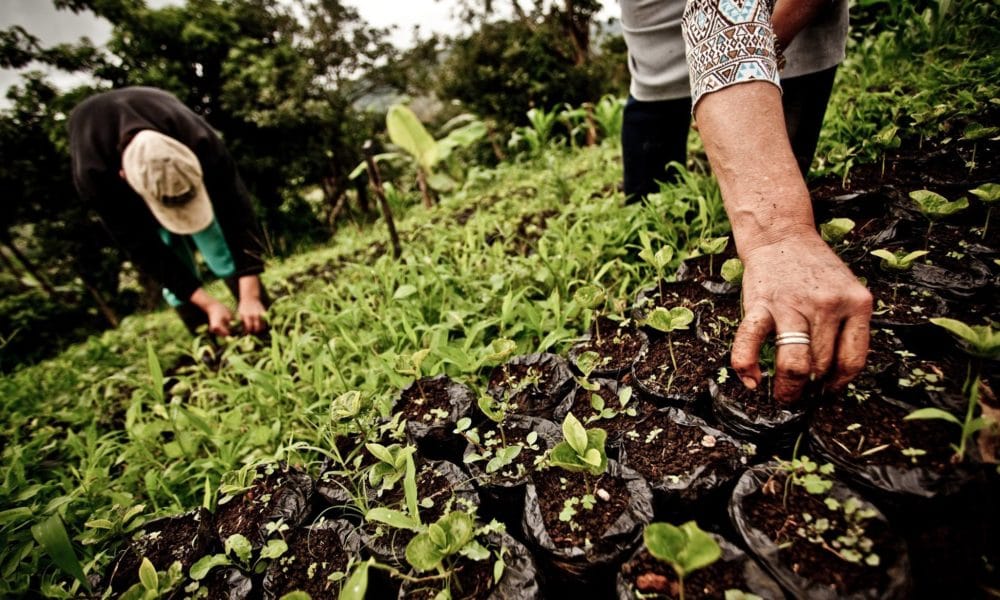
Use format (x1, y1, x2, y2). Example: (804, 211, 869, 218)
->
(808, 309, 840, 381)
(212, 318, 231, 337)
(731, 305, 773, 390)
(772, 318, 814, 405)
(246, 315, 261, 334)
(825, 310, 872, 393)
(773, 340, 812, 403)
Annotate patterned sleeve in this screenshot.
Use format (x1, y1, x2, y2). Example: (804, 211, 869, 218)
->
(682, 0, 781, 108)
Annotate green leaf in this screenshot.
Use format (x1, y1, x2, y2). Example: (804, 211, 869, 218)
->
(644, 522, 686, 566)
(386, 104, 439, 171)
(30, 514, 90, 591)
(699, 236, 729, 255)
(969, 183, 1000, 203)
(428, 523, 448, 548)
(280, 592, 312, 600)
(138, 557, 158, 591)
(224, 534, 253, 563)
(572, 284, 605, 309)
(365, 443, 396, 465)
(406, 532, 446, 572)
(905, 407, 962, 426)
(393, 284, 418, 300)
(146, 342, 163, 401)
(427, 172, 458, 192)
(338, 559, 372, 600)
(260, 538, 288, 560)
(365, 508, 422, 531)
(678, 521, 722, 572)
(720, 258, 744, 283)
(562, 413, 589, 456)
(909, 189, 969, 218)
(819, 218, 856, 243)
(190, 554, 230, 581)
(582, 448, 602, 466)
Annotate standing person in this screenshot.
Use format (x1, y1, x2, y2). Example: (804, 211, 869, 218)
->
(621, 0, 849, 196)
(68, 86, 269, 337)
(619, 0, 872, 403)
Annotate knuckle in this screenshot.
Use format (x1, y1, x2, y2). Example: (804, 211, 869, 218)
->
(778, 356, 812, 381)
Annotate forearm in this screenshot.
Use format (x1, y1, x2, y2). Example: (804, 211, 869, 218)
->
(772, 0, 833, 47)
(189, 287, 222, 312)
(238, 274, 262, 301)
(694, 82, 817, 257)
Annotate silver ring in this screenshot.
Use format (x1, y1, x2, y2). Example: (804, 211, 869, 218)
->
(775, 331, 811, 346)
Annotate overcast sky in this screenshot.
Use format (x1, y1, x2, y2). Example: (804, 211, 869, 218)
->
(1, 0, 619, 101)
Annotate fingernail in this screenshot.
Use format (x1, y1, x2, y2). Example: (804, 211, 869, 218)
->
(741, 376, 757, 390)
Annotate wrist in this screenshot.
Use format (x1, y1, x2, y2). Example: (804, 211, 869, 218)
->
(238, 275, 261, 301)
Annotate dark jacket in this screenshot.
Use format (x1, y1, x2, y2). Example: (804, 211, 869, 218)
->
(68, 86, 265, 301)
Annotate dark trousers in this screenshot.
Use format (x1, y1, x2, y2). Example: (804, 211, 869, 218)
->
(621, 65, 840, 200)
(174, 276, 271, 336)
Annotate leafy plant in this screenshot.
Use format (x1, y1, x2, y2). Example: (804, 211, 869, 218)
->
(119, 558, 185, 600)
(969, 182, 1000, 237)
(508, 106, 561, 157)
(720, 258, 744, 284)
(572, 283, 606, 341)
(819, 217, 856, 244)
(641, 306, 695, 386)
(905, 318, 999, 461)
(870, 248, 929, 271)
(637, 230, 676, 300)
(909, 189, 969, 243)
(643, 521, 722, 600)
(698, 235, 729, 276)
(548, 412, 608, 476)
(189, 533, 288, 582)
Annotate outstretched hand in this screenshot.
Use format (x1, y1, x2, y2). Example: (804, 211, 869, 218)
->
(731, 230, 873, 403)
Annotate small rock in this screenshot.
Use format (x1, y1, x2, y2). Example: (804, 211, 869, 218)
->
(596, 488, 611, 501)
(701, 434, 717, 448)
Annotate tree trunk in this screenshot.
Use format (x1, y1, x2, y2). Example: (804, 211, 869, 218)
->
(79, 274, 120, 328)
(564, 0, 591, 66)
(0, 232, 58, 297)
(416, 168, 434, 208)
(0, 248, 28, 285)
(363, 140, 403, 260)
(584, 102, 598, 146)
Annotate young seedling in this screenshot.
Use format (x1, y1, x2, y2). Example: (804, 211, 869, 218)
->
(364, 442, 421, 523)
(549, 412, 609, 477)
(905, 317, 999, 462)
(638, 230, 675, 300)
(870, 248, 929, 271)
(119, 558, 185, 600)
(572, 283, 606, 341)
(698, 235, 730, 277)
(189, 533, 288, 582)
(720, 257, 744, 285)
(969, 182, 1000, 238)
(641, 306, 695, 392)
(909, 189, 969, 245)
(819, 218, 856, 244)
(547, 413, 610, 530)
(643, 521, 722, 600)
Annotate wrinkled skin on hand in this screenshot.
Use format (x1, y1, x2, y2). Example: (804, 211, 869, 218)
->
(237, 296, 267, 335)
(732, 231, 873, 403)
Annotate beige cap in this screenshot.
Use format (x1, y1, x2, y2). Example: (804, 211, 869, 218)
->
(122, 130, 213, 234)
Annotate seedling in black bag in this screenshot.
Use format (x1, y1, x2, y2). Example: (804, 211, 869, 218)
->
(641, 306, 694, 393)
(547, 413, 609, 528)
(643, 520, 721, 600)
(906, 317, 999, 462)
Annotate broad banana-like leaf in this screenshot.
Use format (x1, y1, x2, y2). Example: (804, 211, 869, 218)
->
(386, 104, 438, 172)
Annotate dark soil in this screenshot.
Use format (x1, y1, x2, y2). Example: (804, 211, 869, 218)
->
(620, 410, 742, 484)
(400, 378, 457, 424)
(694, 295, 742, 344)
(108, 509, 214, 593)
(619, 546, 745, 599)
(743, 472, 896, 595)
(864, 278, 948, 326)
(532, 468, 631, 549)
(555, 380, 655, 445)
(811, 398, 955, 470)
(487, 355, 572, 418)
(675, 241, 738, 283)
(363, 461, 477, 563)
(404, 552, 498, 600)
(632, 280, 716, 323)
(712, 372, 799, 421)
(569, 316, 647, 376)
(215, 465, 312, 548)
(632, 335, 724, 402)
(466, 418, 553, 487)
(263, 524, 350, 598)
